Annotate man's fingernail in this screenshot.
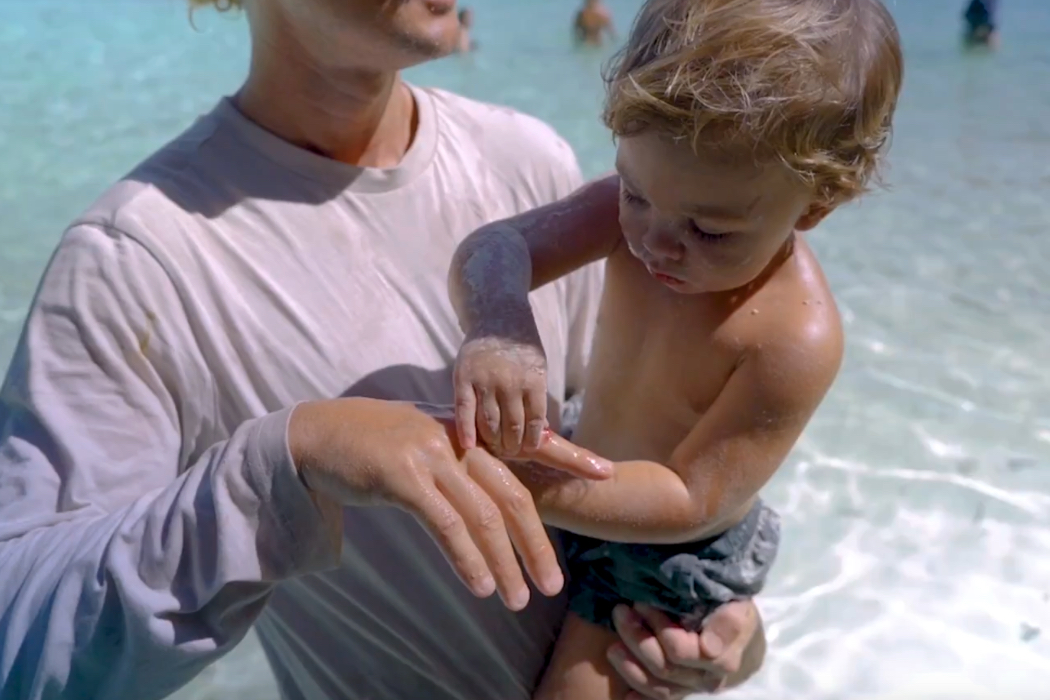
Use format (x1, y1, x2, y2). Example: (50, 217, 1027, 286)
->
(542, 571, 564, 595)
(701, 630, 724, 657)
(509, 586, 530, 611)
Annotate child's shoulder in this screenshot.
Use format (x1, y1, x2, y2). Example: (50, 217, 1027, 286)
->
(731, 238, 843, 375)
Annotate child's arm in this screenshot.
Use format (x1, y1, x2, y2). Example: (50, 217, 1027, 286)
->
(449, 174, 621, 332)
(514, 315, 844, 544)
(448, 175, 621, 453)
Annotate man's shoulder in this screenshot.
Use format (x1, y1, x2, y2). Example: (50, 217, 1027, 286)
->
(423, 87, 584, 202)
(426, 87, 572, 159)
(69, 114, 249, 256)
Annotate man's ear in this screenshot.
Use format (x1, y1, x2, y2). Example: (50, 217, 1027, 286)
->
(794, 203, 832, 232)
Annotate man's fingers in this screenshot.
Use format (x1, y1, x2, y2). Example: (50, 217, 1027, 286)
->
(611, 605, 721, 690)
(613, 605, 668, 677)
(406, 485, 495, 599)
(438, 452, 530, 611)
(530, 431, 613, 479)
(466, 451, 564, 598)
(633, 603, 707, 670)
(607, 643, 702, 700)
(699, 600, 758, 675)
(453, 383, 478, 449)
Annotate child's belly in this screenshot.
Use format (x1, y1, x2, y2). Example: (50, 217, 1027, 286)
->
(569, 379, 694, 464)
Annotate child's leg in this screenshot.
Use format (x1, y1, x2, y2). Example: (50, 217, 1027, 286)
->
(534, 612, 629, 700)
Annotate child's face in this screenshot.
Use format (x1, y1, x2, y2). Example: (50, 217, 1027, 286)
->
(615, 132, 829, 294)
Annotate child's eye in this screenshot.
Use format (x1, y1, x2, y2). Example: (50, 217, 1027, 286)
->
(621, 189, 648, 207)
(688, 220, 733, 243)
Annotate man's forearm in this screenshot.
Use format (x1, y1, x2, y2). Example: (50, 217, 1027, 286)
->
(0, 410, 339, 700)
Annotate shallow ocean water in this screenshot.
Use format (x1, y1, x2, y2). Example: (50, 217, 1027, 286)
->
(1, 0, 1049, 698)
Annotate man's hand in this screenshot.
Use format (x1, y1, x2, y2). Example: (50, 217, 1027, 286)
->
(607, 600, 764, 698)
(289, 398, 612, 611)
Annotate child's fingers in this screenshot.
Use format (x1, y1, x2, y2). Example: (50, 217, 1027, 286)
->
(497, 388, 526, 457)
(523, 387, 548, 451)
(531, 432, 613, 479)
(477, 386, 503, 452)
(453, 379, 478, 449)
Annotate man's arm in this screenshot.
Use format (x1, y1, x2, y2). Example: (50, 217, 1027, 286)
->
(448, 175, 621, 336)
(0, 225, 341, 700)
(514, 312, 844, 544)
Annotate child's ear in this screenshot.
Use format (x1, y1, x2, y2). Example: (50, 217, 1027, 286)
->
(794, 203, 832, 232)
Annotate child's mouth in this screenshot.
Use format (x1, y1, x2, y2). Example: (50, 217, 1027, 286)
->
(651, 270, 685, 287)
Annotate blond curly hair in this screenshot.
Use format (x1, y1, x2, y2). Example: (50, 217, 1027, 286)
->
(603, 0, 903, 205)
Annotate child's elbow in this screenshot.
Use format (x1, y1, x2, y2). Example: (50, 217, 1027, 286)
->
(649, 503, 720, 544)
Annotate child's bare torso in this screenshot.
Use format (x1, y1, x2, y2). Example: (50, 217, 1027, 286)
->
(570, 235, 837, 536)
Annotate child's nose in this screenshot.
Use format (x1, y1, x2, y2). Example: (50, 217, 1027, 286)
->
(643, 227, 685, 261)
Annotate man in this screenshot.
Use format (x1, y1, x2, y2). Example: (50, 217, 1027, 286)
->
(0, 0, 763, 698)
(574, 0, 616, 47)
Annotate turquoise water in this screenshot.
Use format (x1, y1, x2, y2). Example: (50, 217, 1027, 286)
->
(2, 0, 1049, 697)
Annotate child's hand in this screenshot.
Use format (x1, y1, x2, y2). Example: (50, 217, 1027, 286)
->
(454, 334, 548, 457)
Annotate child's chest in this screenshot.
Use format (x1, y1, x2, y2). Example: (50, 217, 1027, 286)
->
(572, 250, 749, 461)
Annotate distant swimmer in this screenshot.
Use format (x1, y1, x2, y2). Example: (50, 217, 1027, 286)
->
(963, 0, 1000, 48)
(574, 0, 616, 47)
(456, 7, 477, 53)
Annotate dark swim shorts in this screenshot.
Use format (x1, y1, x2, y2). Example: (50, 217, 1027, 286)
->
(562, 501, 780, 630)
(556, 393, 780, 630)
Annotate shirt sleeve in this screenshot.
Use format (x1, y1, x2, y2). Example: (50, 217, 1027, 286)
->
(0, 224, 340, 700)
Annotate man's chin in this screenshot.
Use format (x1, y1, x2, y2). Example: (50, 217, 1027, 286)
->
(392, 26, 460, 64)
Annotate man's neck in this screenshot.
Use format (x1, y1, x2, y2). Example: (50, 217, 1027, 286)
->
(234, 15, 417, 168)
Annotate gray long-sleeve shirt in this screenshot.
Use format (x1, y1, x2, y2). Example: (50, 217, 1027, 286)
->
(0, 85, 603, 699)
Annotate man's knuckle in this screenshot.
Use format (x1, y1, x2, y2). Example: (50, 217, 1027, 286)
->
(419, 434, 448, 458)
(664, 640, 693, 667)
(432, 508, 463, 538)
(475, 503, 504, 533)
(501, 486, 533, 517)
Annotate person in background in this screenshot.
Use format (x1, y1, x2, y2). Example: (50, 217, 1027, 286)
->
(0, 0, 764, 698)
(575, 0, 616, 47)
(963, 0, 1000, 48)
(456, 7, 476, 53)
